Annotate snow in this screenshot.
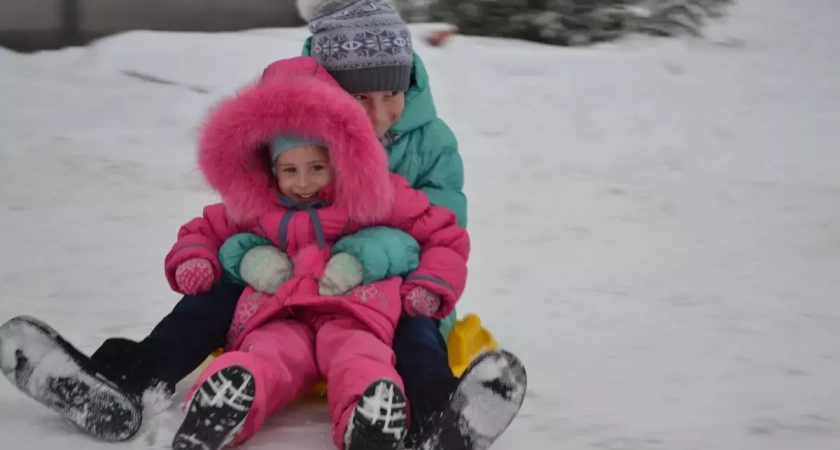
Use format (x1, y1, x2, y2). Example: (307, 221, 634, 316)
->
(2, 0, 840, 448)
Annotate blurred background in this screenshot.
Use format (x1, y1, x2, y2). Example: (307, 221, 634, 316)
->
(2, 0, 732, 52)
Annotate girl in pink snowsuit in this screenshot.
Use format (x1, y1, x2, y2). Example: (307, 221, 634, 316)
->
(163, 56, 470, 450)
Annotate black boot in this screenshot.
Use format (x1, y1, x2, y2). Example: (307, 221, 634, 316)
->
(0, 316, 143, 441)
(345, 379, 409, 450)
(172, 365, 256, 450)
(403, 376, 460, 448)
(91, 337, 176, 398)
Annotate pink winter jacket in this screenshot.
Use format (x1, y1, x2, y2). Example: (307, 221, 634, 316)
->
(163, 56, 470, 349)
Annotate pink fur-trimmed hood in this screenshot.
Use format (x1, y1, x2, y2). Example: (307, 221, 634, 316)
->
(197, 56, 394, 225)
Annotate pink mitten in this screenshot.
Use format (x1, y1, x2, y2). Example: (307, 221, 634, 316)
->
(402, 286, 442, 317)
(175, 258, 215, 294)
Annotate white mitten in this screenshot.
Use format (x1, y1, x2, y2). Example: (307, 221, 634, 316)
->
(319, 253, 364, 296)
(240, 246, 293, 294)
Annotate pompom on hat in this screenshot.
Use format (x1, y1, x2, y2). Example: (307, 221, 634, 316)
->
(297, 0, 414, 94)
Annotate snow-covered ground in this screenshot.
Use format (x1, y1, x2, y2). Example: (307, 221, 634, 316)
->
(2, 0, 839, 448)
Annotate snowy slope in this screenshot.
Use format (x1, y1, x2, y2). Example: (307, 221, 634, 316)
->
(2, 0, 839, 448)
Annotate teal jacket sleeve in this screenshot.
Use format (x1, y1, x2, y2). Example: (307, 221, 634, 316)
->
(218, 232, 273, 285)
(332, 226, 421, 285)
(415, 120, 468, 227)
(402, 120, 465, 337)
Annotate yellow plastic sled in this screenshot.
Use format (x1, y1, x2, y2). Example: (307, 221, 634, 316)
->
(198, 314, 497, 398)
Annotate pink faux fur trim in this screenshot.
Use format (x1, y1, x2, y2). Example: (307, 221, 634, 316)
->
(197, 57, 394, 225)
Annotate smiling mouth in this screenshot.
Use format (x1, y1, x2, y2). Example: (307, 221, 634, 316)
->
(297, 193, 317, 199)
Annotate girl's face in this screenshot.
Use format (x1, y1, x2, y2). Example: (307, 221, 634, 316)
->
(274, 145, 334, 204)
(352, 91, 405, 138)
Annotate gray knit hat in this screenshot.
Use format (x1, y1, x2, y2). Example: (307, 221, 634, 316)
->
(297, 0, 414, 94)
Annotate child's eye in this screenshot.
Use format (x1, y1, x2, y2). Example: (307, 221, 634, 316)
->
(281, 167, 296, 173)
(353, 94, 369, 102)
(311, 165, 324, 172)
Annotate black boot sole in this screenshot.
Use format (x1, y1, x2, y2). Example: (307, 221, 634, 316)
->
(0, 315, 142, 441)
(172, 365, 256, 450)
(346, 379, 408, 450)
(415, 349, 527, 450)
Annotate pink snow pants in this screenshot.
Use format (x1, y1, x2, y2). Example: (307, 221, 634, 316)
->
(190, 315, 402, 449)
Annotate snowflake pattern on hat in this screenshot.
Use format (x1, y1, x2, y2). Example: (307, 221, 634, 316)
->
(314, 29, 411, 63)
